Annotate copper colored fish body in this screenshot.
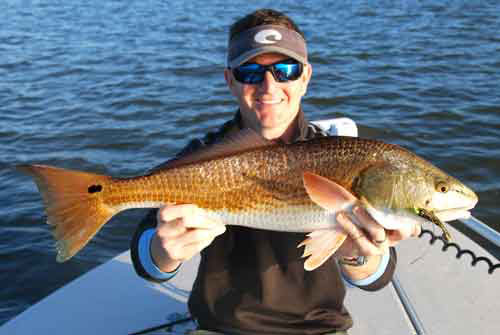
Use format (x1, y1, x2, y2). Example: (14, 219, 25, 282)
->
(18, 133, 478, 269)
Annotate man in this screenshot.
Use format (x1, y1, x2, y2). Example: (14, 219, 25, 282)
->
(131, 9, 420, 335)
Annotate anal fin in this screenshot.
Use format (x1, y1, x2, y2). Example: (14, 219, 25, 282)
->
(298, 226, 348, 271)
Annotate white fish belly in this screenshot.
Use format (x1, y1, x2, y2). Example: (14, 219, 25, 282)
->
(212, 206, 336, 232)
(113, 202, 336, 233)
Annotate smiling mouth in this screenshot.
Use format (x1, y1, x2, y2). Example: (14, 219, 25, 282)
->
(257, 98, 283, 105)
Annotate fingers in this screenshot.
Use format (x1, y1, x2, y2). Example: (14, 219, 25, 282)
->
(156, 204, 225, 238)
(387, 221, 422, 246)
(154, 204, 226, 262)
(336, 210, 384, 256)
(336, 205, 424, 257)
(162, 235, 216, 262)
(168, 242, 210, 262)
(156, 217, 187, 239)
(174, 226, 223, 246)
(157, 204, 224, 230)
(352, 206, 389, 250)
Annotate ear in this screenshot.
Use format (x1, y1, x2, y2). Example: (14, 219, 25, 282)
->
(224, 68, 238, 97)
(300, 63, 313, 96)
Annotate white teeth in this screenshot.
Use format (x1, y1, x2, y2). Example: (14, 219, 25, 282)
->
(258, 99, 281, 104)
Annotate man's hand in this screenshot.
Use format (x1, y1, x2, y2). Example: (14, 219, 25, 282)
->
(334, 205, 421, 281)
(335, 205, 421, 258)
(150, 204, 226, 273)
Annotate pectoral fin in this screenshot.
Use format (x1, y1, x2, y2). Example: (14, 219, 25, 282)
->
(300, 172, 355, 270)
(298, 227, 348, 271)
(302, 172, 357, 211)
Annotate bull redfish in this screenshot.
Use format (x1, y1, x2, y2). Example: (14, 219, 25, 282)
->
(18, 130, 478, 270)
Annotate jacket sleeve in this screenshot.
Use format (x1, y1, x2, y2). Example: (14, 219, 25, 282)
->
(130, 208, 166, 283)
(356, 247, 397, 291)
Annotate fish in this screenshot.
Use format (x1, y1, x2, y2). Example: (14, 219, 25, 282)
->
(17, 130, 478, 270)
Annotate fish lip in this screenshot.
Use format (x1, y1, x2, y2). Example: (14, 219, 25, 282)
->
(434, 194, 478, 214)
(435, 204, 475, 212)
(434, 207, 474, 221)
(434, 205, 474, 215)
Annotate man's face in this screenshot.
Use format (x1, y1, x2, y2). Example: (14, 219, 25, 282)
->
(224, 53, 312, 138)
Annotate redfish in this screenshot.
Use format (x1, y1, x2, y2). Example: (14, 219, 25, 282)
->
(18, 130, 478, 270)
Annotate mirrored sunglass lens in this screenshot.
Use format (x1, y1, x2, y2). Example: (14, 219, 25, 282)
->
(238, 63, 264, 72)
(234, 69, 263, 84)
(234, 64, 265, 83)
(273, 63, 301, 82)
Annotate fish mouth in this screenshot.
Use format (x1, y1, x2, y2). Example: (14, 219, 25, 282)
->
(434, 206, 474, 222)
(433, 191, 478, 222)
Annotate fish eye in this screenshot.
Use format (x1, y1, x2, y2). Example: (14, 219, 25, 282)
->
(436, 182, 449, 193)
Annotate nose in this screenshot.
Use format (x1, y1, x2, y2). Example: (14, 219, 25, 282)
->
(259, 70, 278, 92)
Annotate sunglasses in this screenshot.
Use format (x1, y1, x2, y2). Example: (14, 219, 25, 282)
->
(231, 59, 303, 84)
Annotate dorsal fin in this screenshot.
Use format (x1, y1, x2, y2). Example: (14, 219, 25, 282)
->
(158, 128, 276, 170)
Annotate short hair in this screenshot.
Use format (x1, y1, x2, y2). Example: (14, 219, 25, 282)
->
(229, 9, 304, 42)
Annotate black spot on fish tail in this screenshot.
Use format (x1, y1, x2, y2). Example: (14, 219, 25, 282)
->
(88, 184, 103, 194)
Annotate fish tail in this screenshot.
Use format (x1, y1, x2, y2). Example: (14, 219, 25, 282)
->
(17, 164, 118, 262)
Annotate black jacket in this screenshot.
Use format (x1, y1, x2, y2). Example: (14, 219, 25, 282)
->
(130, 110, 397, 335)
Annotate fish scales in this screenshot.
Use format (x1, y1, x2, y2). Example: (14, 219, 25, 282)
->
(100, 137, 396, 232)
(18, 135, 478, 262)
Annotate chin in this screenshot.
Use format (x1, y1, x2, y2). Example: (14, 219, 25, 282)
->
(258, 107, 285, 119)
(258, 114, 281, 128)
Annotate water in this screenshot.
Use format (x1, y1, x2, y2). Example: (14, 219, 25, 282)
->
(1, 0, 499, 326)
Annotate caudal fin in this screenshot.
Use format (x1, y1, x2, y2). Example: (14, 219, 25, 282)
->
(18, 164, 118, 262)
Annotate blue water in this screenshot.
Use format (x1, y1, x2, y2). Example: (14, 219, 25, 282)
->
(1, 0, 499, 325)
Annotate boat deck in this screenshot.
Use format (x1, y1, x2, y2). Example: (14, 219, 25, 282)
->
(0, 223, 497, 335)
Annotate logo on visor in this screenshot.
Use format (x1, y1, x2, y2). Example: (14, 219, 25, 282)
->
(254, 29, 282, 44)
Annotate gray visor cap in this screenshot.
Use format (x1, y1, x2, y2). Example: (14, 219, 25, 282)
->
(227, 25, 307, 68)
